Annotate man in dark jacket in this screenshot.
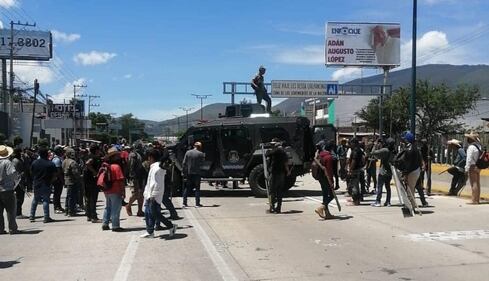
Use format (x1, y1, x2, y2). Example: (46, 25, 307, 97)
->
(266, 138, 290, 213)
(182, 142, 205, 207)
(84, 144, 102, 222)
(30, 147, 56, 223)
(371, 138, 395, 207)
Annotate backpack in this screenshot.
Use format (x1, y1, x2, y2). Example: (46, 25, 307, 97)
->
(96, 162, 113, 191)
(473, 145, 489, 169)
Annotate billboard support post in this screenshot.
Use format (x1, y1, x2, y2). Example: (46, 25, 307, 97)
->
(1, 59, 6, 113)
(379, 66, 390, 138)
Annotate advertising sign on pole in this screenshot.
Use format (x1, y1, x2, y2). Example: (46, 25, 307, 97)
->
(325, 22, 400, 67)
(271, 80, 339, 98)
(0, 30, 52, 61)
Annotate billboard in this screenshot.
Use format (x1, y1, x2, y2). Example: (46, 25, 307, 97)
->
(326, 22, 400, 67)
(0, 30, 52, 61)
(48, 100, 85, 119)
(271, 80, 339, 98)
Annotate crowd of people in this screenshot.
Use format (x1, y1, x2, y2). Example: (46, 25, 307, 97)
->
(0, 140, 181, 238)
(311, 130, 485, 219)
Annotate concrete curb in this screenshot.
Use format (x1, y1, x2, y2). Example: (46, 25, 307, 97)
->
(429, 184, 489, 201)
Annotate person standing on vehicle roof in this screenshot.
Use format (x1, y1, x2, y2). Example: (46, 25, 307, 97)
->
(251, 65, 272, 113)
(266, 138, 290, 214)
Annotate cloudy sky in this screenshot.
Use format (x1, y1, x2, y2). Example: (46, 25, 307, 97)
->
(1, 0, 488, 121)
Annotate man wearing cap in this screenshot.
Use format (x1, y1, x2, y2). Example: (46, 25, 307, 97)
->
(465, 132, 482, 204)
(0, 145, 20, 234)
(447, 139, 466, 196)
(182, 142, 205, 207)
(251, 65, 272, 113)
(398, 131, 424, 206)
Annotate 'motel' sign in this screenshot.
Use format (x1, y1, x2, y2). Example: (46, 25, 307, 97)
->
(331, 27, 361, 36)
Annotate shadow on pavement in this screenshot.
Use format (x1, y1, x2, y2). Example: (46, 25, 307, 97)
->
(278, 210, 303, 215)
(159, 233, 188, 240)
(419, 210, 435, 215)
(120, 227, 146, 232)
(51, 219, 74, 223)
(332, 215, 353, 221)
(0, 260, 20, 269)
(17, 229, 43, 235)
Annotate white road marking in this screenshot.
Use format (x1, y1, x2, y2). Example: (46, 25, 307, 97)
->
(113, 235, 139, 281)
(184, 208, 238, 281)
(402, 230, 489, 242)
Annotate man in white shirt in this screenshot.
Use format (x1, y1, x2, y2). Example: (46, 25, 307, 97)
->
(464, 132, 482, 204)
(141, 149, 177, 238)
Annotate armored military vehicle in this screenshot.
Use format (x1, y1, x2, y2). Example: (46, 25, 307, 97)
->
(168, 103, 336, 197)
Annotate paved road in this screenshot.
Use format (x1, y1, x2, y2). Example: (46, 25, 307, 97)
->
(2, 175, 489, 281)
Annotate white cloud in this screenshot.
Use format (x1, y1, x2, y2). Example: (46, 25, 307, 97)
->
(331, 68, 363, 83)
(74, 51, 117, 66)
(277, 24, 323, 36)
(0, 21, 3, 29)
(0, 0, 17, 9)
(123, 74, 132, 79)
(274, 45, 324, 65)
(52, 30, 81, 43)
(401, 30, 468, 66)
(15, 62, 56, 84)
(136, 104, 200, 122)
(422, 0, 456, 5)
(50, 78, 87, 103)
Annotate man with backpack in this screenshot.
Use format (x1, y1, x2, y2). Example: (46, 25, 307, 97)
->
(370, 138, 395, 207)
(101, 147, 125, 232)
(126, 145, 145, 216)
(465, 131, 482, 204)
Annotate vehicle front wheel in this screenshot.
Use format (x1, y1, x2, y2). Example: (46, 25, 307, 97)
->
(248, 164, 268, 197)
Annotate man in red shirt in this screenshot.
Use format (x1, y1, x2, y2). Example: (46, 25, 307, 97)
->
(101, 147, 126, 232)
(314, 141, 337, 219)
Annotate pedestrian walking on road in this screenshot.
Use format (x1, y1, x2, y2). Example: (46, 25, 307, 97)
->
(365, 140, 378, 194)
(101, 147, 126, 232)
(140, 149, 177, 238)
(62, 148, 82, 216)
(266, 138, 290, 213)
(465, 132, 482, 204)
(126, 145, 145, 216)
(447, 139, 466, 196)
(371, 138, 395, 207)
(182, 142, 205, 208)
(0, 145, 20, 234)
(314, 142, 337, 219)
(30, 147, 56, 223)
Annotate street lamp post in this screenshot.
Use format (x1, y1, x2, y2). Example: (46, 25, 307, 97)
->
(410, 0, 417, 136)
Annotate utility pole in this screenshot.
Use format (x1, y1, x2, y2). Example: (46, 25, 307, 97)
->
(29, 79, 39, 147)
(87, 94, 100, 139)
(73, 84, 87, 145)
(192, 94, 212, 121)
(410, 0, 417, 137)
(173, 114, 180, 133)
(2, 59, 6, 113)
(8, 20, 36, 139)
(180, 107, 193, 130)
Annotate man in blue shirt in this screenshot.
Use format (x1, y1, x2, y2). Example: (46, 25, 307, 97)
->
(30, 147, 56, 223)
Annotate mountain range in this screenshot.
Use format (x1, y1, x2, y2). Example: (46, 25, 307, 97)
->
(142, 64, 489, 136)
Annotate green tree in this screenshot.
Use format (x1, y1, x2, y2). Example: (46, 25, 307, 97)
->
(119, 113, 145, 141)
(88, 112, 112, 126)
(356, 80, 480, 140)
